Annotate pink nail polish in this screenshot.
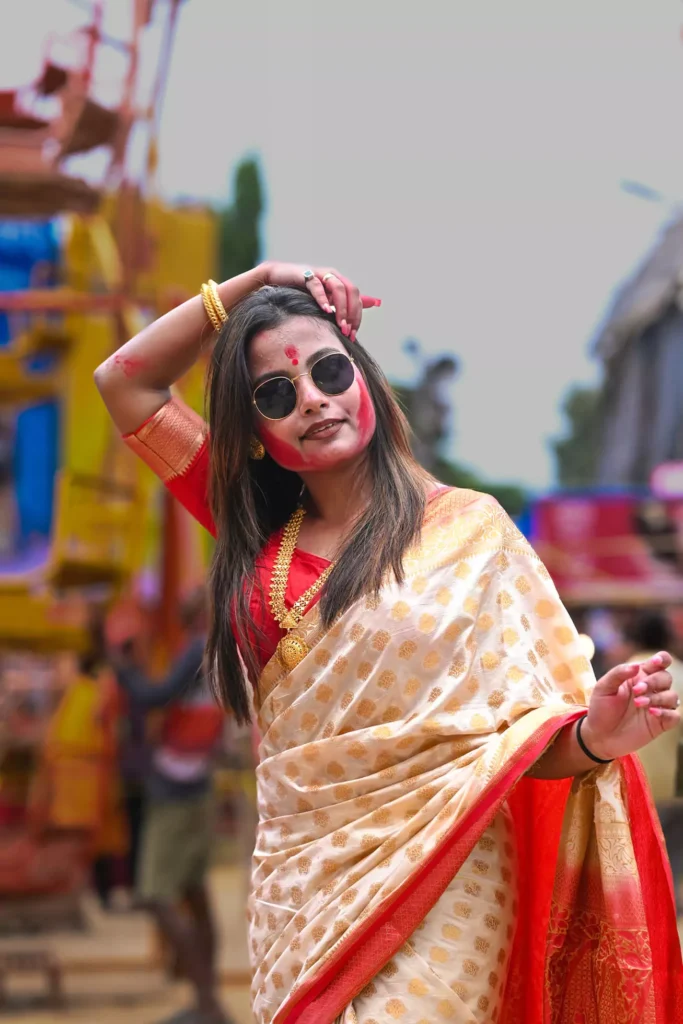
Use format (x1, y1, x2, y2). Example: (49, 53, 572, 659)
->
(634, 696, 650, 707)
(350, 329, 357, 343)
(342, 322, 350, 337)
(633, 682, 648, 695)
(374, 299, 382, 307)
(649, 707, 663, 717)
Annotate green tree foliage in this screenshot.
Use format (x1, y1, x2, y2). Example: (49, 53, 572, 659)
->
(219, 157, 264, 281)
(552, 385, 601, 488)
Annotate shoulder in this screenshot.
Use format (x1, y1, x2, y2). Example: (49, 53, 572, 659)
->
(425, 486, 503, 527)
(422, 487, 537, 565)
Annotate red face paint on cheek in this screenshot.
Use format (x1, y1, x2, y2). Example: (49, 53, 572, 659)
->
(356, 377, 376, 447)
(283, 345, 299, 367)
(259, 426, 309, 472)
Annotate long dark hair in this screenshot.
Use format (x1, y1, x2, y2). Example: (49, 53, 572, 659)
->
(205, 286, 429, 722)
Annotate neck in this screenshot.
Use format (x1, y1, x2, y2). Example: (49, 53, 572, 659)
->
(299, 455, 372, 526)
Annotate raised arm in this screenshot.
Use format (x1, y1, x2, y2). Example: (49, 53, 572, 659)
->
(94, 266, 267, 435)
(94, 261, 377, 435)
(94, 263, 378, 534)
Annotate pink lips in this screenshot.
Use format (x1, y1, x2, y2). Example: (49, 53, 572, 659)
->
(302, 418, 344, 440)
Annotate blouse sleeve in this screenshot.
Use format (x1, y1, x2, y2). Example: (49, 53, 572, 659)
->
(122, 396, 216, 537)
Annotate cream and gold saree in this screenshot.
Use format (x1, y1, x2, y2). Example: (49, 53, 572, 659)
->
(247, 490, 682, 1024)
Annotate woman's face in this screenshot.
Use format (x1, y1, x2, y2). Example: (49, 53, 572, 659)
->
(248, 317, 376, 473)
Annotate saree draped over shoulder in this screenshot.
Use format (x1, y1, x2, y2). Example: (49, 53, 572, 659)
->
(248, 490, 683, 1024)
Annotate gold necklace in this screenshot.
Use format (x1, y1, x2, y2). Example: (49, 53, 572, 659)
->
(270, 507, 335, 670)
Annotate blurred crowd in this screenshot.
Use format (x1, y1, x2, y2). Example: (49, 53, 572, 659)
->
(0, 587, 251, 1024)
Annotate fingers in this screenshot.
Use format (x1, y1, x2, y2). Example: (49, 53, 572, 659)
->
(594, 662, 639, 696)
(319, 271, 349, 335)
(648, 688, 680, 712)
(335, 273, 362, 335)
(640, 651, 672, 675)
(305, 275, 333, 314)
(305, 268, 382, 342)
(635, 669, 673, 695)
(632, 663, 680, 717)
(647, 707, 682, 731)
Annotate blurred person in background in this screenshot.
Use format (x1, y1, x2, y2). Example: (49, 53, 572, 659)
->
(28, 615, 127, 900)
(114, 636, 150, 903)
(112, 587, 230, 1024)
(621, 609, 683, 910)
(96, 263, 682, 1023)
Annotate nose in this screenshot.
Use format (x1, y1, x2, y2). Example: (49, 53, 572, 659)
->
(296, 373, 329, 415)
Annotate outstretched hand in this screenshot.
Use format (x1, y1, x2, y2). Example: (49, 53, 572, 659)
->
(260, 262, 381, 342)
(582, 652, 681, 761)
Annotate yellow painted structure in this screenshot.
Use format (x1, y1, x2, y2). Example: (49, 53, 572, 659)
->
(0, 202, 218, 650)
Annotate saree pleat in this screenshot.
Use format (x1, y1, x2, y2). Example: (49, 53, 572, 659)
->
(242, 490, 682, 1024)
(332, 805, 515, 1023)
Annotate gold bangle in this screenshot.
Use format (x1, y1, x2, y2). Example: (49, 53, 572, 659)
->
(200, 280, 228, 331)
(208, 279, 228, 323)
(200, 283, 222, 331)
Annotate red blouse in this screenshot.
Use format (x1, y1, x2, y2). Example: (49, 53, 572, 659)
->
(123, 402, 330, 673)
(244, 530, 331, 673)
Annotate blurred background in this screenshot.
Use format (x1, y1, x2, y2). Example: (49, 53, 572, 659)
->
(1, 1, 683, 1021)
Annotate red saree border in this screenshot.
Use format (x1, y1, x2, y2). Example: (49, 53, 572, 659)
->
(276, 710, 583, 1024)
(623, 755, 683, 1021)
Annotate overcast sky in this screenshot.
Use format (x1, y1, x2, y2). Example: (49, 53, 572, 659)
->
(5, 1, 683, 489)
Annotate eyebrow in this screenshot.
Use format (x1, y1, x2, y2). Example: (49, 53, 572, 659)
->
(251, 347, 340, 390)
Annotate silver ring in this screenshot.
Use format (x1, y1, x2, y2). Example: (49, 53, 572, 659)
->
(303, 269, 315, 284)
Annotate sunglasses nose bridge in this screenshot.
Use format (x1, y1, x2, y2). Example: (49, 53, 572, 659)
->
(295, 370, 329, 410)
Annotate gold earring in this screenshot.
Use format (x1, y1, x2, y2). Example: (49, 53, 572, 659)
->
(249, 437, 266, 460)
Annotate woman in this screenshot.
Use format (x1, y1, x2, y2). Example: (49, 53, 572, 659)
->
(96, 262, 683, 1024)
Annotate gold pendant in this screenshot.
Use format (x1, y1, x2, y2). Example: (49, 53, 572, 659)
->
(277, 632, 311, 670)
(280, 611, 298, 630)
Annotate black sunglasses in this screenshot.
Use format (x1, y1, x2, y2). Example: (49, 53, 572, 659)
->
(252, 352, 356, 421)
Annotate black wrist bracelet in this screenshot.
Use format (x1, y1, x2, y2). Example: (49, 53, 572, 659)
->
(576, 714, 613, 765)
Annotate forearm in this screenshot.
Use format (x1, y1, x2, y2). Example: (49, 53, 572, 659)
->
(528, 717, 602, 779)
(116, 664, 187, 707)
(115, 666, 166, 707)
(94, 264, 268, 434)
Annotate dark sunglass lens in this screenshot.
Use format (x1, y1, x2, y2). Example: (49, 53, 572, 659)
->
(312, 354, 354, 395)
(254, 378, 297, 419)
